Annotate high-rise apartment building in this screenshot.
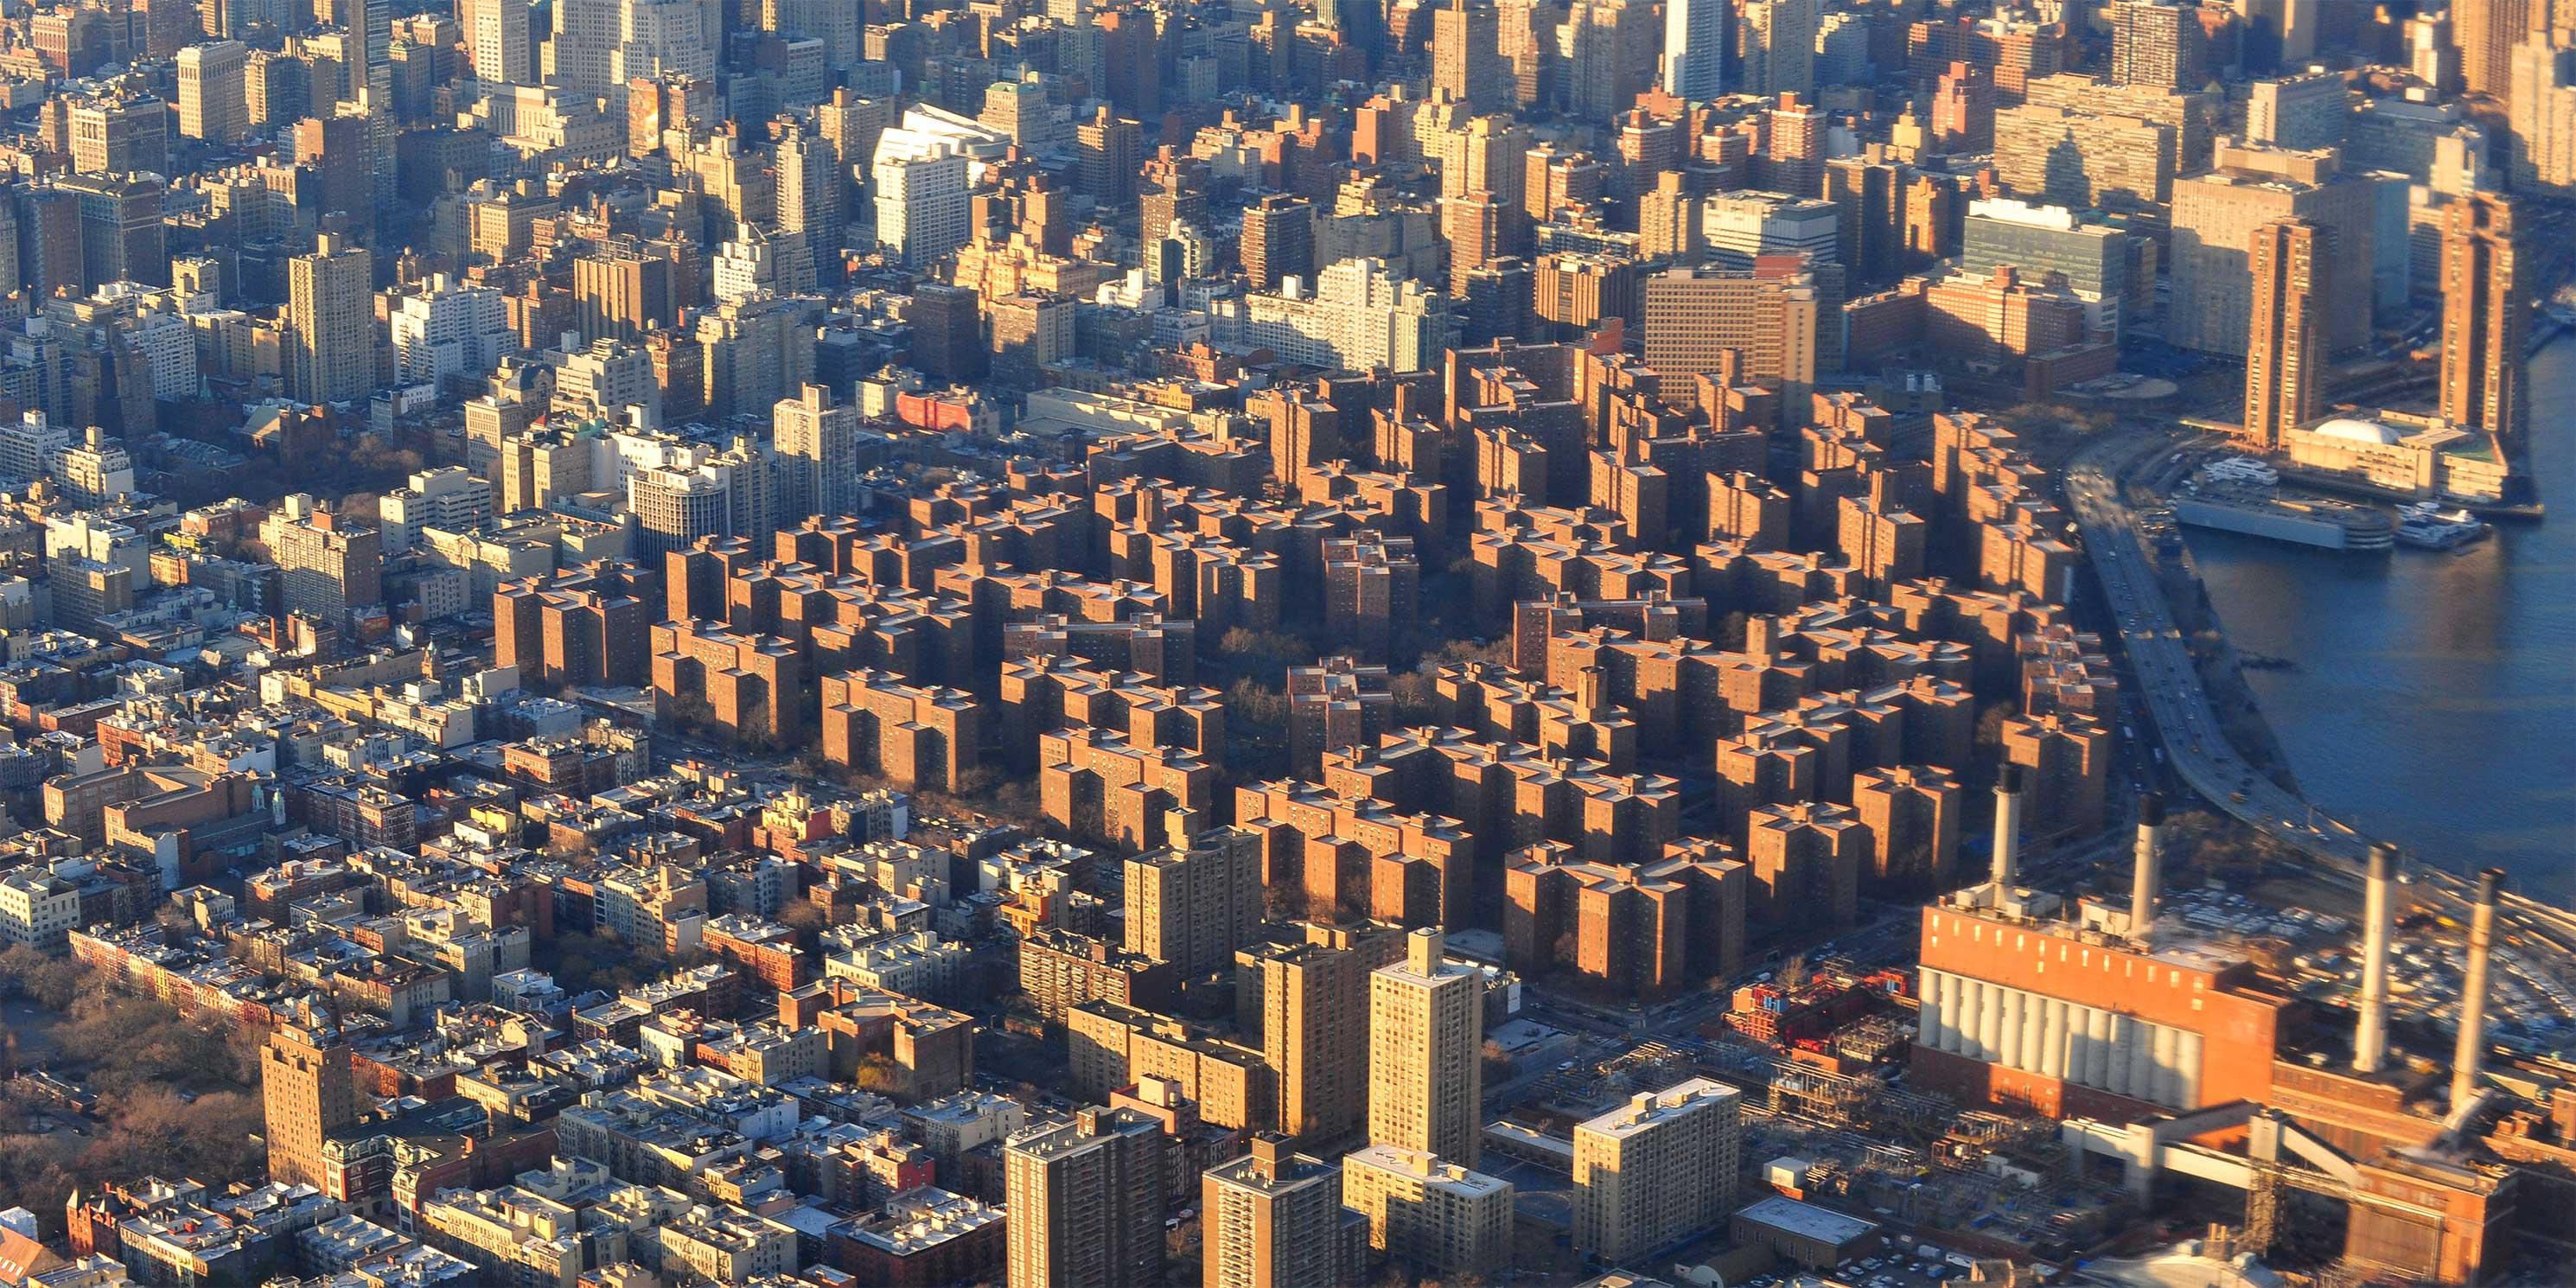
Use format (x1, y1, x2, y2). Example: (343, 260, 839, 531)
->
(2439, 193, 2527, 473)
(1214, 258, 1451, 373)
(2110, 0, 2203, 92)
(1241, 194, 1316, 292)
(2243, 219, 2326, 450)
(389, 273, 511, 389)
(260, 493, 386, 623)
(1444, 192, 1508, 295)
(1367, 928, 1483, 1165)
(2507, 34, 2576, 197)
(177, 41, 249, 143)
(772, 383, 858, 523)
(775, 123, 844, 269)
(1571, 1078, 1743, 1263)
(1637, 264, 1822, 409)
(2167, 144, 2377, 356)
(1202, 1136, 1368, 1288)
(60, 173, 166, 291)
(262, 1011, 357, 1190)
(1247, 940, 1369, 1145)
(1431, 0, 1509, 112)
(1555, 0, 1655, 120)
(2246, 71, 2347, 151)
(1339, 1145, 1514, 1279)
(2454, 0, 2539, 99)
(286, 233, 374, 405)
(1929, 61, 1993, 153)
(1737, 0, 1816, 96)
(1661, 0, 1725, 99)
(1004, 1106, 1168, 1288)
(1762, 93, 1825, 196)
(464, 0, 532, 84)
(872, 124, 972, 269)
(1990, 104, 2176, 213)
(1124, 826, 1266, 977)
(574, 247, 677, 342)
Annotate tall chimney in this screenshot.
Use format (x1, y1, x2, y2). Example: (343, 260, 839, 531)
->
(1991, 766, 2024, 889)
(2354, 843, 2397, 1074)
(2130, 794, 2165, 940)
(2452, 868, 2505, 1107)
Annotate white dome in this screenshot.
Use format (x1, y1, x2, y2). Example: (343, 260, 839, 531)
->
(2312, 417, 2401, 445)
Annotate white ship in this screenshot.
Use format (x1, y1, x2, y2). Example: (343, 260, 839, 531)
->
(2394, 501, 2490, 550)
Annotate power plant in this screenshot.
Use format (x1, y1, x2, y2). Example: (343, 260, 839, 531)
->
(1913, 813, 2556, 1285)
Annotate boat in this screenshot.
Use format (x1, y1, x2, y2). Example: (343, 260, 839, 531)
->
(2393, 502, 2490, 549)
(2394, 518, 2478, 550)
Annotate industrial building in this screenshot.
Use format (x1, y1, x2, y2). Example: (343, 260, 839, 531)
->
(1910, 779, 2544, 1285)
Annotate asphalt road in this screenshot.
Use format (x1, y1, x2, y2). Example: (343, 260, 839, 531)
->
(2065, 430, 2576, 995)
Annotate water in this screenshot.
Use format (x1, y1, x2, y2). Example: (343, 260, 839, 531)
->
(2184, 341, 2576, 909)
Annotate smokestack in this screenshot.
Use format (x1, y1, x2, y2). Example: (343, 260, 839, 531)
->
(2354, 843, 2397, 1074)
(1991, 766, 2024, 889)
(2452, 869, 2505, 1107)
(2130, 794, 2165, 940)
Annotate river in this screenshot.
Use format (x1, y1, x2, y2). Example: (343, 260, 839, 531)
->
(2184, 340, 2576, 909)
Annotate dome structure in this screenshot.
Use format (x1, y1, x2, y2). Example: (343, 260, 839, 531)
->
(2311, 417, 2402, 445)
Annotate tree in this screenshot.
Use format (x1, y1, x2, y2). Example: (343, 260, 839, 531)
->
(0, 945, 87, 1011)
(1390, 671, 1443, 725)
(855, 1054, 904, 1096)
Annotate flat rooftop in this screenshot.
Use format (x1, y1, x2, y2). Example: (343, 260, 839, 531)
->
(1736, 1195, 1879, 1246)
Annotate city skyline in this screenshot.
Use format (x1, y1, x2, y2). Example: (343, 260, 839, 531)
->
(0, 0, 2568, 1287)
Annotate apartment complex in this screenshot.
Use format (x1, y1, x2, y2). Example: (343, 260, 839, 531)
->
(1572, 1078, 1744, 1263)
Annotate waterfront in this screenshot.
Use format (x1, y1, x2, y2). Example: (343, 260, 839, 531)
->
(2185, 341, 2576, 908)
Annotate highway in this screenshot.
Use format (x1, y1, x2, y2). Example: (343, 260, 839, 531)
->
(2065, 430, 2576, 995)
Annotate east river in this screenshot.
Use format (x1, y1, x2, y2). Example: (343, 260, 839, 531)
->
(2184, 339, 2576, 908)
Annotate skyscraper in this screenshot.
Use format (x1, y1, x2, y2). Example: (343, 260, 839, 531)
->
(1367, 928, 1483, 1165)
(261, 1010, 356, 1190)
(1004, 1106, 1168, 1288)
(2243, 219, 2325, 450)
(2438, 193, 2527, 473)
(1571, 1078, 1743, 1263)
(1661, 0, 1724, 100)
(1202, 1137, 1368, 1288)
(286, 233, 374, 405)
